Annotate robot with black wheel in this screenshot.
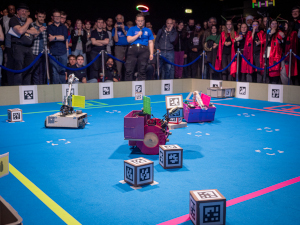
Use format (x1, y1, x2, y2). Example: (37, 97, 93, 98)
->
(45, 74, 88, 129)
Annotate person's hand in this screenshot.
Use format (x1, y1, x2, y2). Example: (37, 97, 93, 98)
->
(120, 24, 125, 29)
(113, 78, 119, 82)
(255, 40, 261, 46)
(137, 31, 143, 37)
(114, 23, 118, 29)
(184, 54, 187, 58)
(236, 36, 242, 41)
(279, 31, 285, 38)
(49, 34, 55, 42)
(168, 24, 173, 32)
(192, 48, 197, 52)
(270, 29, 275, 35)
(213, 43, 218, 49)
(149, 54, 153, 60)
(225, 41, 231, 46)
(39, 26, 46, 33)
(26, 17, 33, 24)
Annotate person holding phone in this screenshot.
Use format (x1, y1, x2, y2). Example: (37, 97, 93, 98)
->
(112, 14, 128, 81)
(31, 9, 47, 84)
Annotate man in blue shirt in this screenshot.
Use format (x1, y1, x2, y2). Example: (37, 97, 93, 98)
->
(112, 14, 128, 80)
(47, 9, 68, 84)
(125, 14, 154, 81)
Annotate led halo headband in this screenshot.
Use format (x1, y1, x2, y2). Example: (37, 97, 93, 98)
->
(136, 5, 149, 13)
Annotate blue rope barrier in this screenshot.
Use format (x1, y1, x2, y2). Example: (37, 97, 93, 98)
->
(0, 52, 43, 73)
(207, 54, 237, 72)
(48, 52, 101, 71)
(106, 53, 126, 64)
(160, 54, 202, 67)
(240, 52, 289, 70)
(293, 53, 300, 61)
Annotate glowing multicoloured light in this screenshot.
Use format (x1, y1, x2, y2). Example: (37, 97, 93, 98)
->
(136, 5, 149, 12)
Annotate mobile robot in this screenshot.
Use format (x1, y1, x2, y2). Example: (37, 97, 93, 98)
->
(183, 91, 216, 123)
(45, 74, 88, 128)
(124, 97, 180, 155)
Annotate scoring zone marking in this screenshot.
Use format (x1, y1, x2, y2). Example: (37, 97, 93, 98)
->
(213, 103, 300, 117)
(9, 164, 81, 225)
(158, 176, 300, 225)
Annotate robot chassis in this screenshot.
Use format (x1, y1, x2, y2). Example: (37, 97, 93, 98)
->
(45, 74, 88, 128)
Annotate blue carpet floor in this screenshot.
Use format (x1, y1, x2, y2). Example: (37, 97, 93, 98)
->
(0, 93, 299, 225)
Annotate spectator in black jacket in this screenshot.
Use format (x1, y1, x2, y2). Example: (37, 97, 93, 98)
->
(101, 58, 120, 82)
(155, 18, 177, 79)
(174, 21, 187, 78)
(188, 23, 204, 78)
(71, 19, 87, 65)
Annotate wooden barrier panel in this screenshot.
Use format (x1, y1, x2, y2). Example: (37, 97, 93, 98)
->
(0, 79, 300, 106)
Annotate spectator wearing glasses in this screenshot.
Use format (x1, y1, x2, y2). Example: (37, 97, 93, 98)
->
(48, 9, 68, 84)
(215, 20, 237, 81)
(112, 14, 129, 80)
(125, 14, 154, 81)
(71, 19, 87, 65)
(242, 21, 265, 83)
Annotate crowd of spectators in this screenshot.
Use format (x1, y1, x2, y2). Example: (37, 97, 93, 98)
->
(0, 3, 300, 86)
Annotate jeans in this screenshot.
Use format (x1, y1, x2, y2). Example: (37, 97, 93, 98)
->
(72, 49, 86, 65)
(50, 53, 67, 84)
(159, 50, 174, 79)
(0, 47, 2, 86)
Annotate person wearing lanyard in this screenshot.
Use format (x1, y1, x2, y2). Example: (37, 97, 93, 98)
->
(125, 13, 154, 81)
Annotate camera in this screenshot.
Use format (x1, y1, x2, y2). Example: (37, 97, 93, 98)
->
(117, 22, 122, 28)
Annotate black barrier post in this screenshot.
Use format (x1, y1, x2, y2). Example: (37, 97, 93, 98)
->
(44, 46, 50, 84)
(101, 50, 105, 82)
(288, 49, 292, 85)
(236, 49, 240, 82)
(201, 50, 205, 79)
